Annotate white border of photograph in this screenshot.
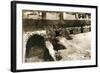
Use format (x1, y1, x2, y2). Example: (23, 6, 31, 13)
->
(16, 3, 96, 70)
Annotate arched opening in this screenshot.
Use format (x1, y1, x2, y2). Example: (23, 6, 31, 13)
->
(25, 34, 54, 62)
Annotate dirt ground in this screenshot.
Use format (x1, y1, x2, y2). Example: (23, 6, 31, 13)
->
(23, 32, 91, 62)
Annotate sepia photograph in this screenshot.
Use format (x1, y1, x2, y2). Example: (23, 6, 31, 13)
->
(22, 10, 91, 62)
(11, 1, 97, 72)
